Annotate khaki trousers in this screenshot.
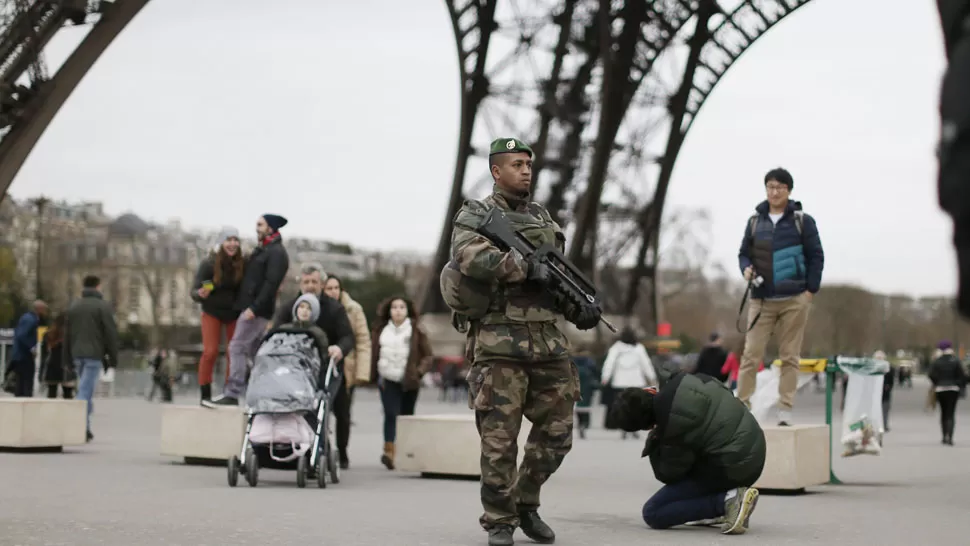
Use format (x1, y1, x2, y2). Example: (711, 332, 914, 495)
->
(737, 291, 813, 411)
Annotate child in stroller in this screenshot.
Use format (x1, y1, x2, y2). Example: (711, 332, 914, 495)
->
(228, 294, 343, 488)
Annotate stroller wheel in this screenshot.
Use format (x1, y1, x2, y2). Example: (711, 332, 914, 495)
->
(316, 453, 327, 489)
(245, 448, 259, 487)
(297, 454, 308, 488)
(327, 441, 340, 485)
(227, 456, 240, 487)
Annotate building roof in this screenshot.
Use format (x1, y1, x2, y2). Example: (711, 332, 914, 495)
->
(109, 213, 151, 237)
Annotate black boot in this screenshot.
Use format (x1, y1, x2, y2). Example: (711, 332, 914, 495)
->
(202, 395, 238, 408)
(519, 511, 555, 544)
(339, 449, 349, 469)
(487, 524, 514, 546)
(200, 384, 212, 403)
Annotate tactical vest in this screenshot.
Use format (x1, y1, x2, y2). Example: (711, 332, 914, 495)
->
(451, 197, 561, 327)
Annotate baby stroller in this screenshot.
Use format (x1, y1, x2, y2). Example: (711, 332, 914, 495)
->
(227, 325, 342, 488)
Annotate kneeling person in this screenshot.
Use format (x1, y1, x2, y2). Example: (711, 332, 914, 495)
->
(609, 371, 766, 535)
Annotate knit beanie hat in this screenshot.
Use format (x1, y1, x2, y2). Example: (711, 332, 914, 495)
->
(213, 227, 240, 251)
(292, 293, 320, 323)
(263, 214, 288, 231)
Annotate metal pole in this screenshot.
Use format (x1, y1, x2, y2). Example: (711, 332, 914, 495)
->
(33, 337, 42, 395)
(33, 196, 49, 300)
(825, 357, 843, 485)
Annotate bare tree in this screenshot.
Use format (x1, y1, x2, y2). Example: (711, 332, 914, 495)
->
(655, 207, 713, 307)
(802, 285, 877, 355)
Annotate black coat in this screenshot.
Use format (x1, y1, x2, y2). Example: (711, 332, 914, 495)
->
(273, 294, 355, 362)
(191, 253, 243, 322)
(929, 353, 968, 390)
(235, 237, 289, 320)
(41, 341, 76, 385)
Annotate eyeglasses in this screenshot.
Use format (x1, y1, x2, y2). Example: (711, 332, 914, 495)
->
(765, 184, 789, 193)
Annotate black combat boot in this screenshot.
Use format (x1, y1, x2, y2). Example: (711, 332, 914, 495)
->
(200, 384, 212, 404)
(519, 511, 555, 544)
(487, 524, 514, 546)
(202, 395, 238, 408)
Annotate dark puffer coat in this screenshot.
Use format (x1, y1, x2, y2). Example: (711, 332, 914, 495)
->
(645, 371, 766, 490)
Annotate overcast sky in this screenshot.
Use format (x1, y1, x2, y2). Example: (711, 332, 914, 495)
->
(9, 0, 950, 297)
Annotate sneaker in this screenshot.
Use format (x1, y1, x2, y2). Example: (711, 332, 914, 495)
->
(777, 409, 793, 426)
(487, 524, 514, 546)
(721, 487, 759, 535)
(685, 517, 726, 526)
(202, 395, 239, 408)
(85, 430, 93, 443)
(518, 511, 555, 544)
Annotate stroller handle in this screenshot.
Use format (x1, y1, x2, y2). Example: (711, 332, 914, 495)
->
(322, 357, 339, 391)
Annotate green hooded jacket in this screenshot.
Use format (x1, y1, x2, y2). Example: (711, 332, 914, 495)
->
(644, 371, 766, 490)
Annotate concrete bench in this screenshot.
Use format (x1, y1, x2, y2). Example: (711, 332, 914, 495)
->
(754, 424, 830, 492)
(0, 398, 87, 451)
(160, 404, 246, 465)
(396, 413, 532, 478)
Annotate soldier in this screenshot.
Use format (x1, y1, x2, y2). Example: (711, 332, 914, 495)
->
(441, 137, 602, 546)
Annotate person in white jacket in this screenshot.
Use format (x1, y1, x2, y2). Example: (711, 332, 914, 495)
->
(601, 328, 658, 439)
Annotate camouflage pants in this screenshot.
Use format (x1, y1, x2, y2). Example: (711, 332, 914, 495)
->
(467, 358, 580, 530)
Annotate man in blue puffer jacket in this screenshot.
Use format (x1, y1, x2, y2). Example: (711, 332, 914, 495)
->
(737, 168, 824, 425)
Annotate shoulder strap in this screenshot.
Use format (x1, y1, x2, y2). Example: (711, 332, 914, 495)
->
(750, 211, 804, 238)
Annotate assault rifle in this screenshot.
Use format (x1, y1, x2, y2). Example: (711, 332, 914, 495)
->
(476, 208, 617, 333)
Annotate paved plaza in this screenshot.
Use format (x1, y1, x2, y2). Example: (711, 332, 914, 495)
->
(1, 376, 968, 545)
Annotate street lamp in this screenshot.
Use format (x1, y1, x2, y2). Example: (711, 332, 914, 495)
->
(30, 196, 50, 300)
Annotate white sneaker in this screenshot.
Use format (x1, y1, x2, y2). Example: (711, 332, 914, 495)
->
(777, 409, 793, 426)
(685, 517, 726, 526)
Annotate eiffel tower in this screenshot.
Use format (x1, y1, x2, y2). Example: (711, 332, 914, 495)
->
(0, 0, 816, 329)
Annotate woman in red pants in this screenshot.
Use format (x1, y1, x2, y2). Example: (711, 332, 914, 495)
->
(190, 228, 245, 402)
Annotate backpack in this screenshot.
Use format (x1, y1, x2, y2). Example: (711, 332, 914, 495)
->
(748, 210, 804, 240)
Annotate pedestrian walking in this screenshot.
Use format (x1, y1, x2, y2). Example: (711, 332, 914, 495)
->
(928, 340, 968, 445)
(322, 273, 370, 469)
(441, 137, 601, 546)
(370, 296, 432, 471)
(65, 276, 119, 442)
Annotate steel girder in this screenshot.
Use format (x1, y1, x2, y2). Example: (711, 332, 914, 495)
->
(0, 0, 151, 200)
(619, 0, 816, 323)
(421, 0, 598, 313)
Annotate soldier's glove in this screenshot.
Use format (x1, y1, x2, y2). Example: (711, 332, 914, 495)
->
(570, 301, 602, 331)
(526, 257, 551, 285)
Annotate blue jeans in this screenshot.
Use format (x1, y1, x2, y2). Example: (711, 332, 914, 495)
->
(642, 479, 727, 529)
(74, 358, 102, 431)
(378, 379, 418, 442)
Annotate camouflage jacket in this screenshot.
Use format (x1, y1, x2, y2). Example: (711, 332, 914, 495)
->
(450, 186, 570, 363)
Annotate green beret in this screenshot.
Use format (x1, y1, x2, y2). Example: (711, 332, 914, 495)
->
(489, 137, 533, 158)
